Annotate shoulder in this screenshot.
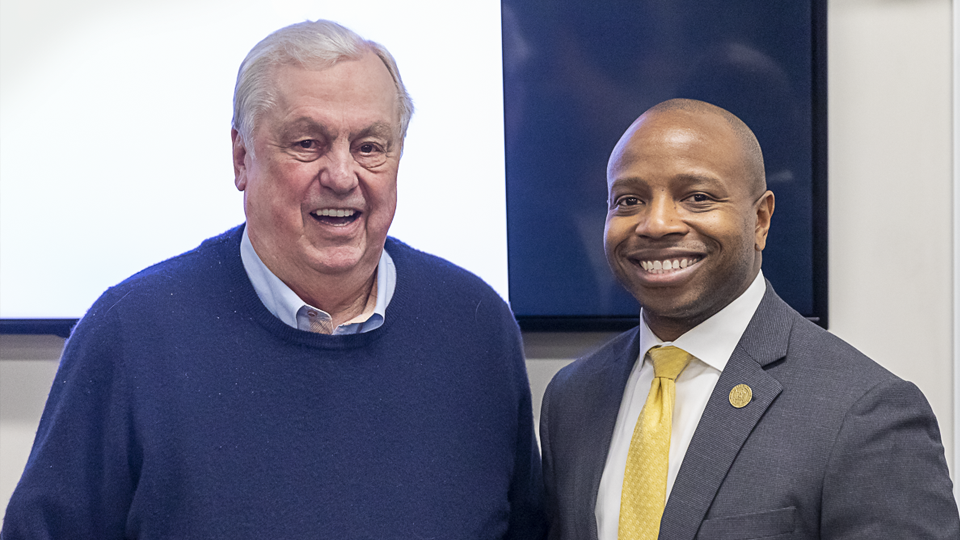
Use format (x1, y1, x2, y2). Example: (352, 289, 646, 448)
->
(747, 286, 897, 392)
(752, 294, 960, 535)
(740, 285, 947, 429)
(119, 226, 242, 289)
(384, 235, 518, 334)
(77, 226, 245, 332)
(546, 328, 638, 399)
(790, 316, 896, 393)
(385, 237, 497, 293)
(557, 328, 637, 377)
(382, 238, 531, 388)
(385, 237, 509, 313)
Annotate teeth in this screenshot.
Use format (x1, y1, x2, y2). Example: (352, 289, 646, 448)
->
(314, 209, 355, 218)
(640, 257, 699, 274)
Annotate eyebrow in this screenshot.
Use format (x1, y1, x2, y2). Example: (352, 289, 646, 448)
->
(671, 173, 726, 188)
(354, 122, 395, 140)
(277, 118, 330, 140)
(608, 173, 728, 193)
(279, 118, 396, 142)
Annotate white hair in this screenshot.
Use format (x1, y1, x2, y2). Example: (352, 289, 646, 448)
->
(232, 20, 414, 145)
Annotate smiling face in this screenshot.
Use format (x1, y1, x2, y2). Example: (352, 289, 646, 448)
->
(604, 105, 774, 341)
(232, 52, 401, 304)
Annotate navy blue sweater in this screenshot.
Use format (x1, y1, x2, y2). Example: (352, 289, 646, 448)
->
(3, 226, 546, 539)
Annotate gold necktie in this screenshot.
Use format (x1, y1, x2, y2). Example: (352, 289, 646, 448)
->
(619, 346, 692, 540)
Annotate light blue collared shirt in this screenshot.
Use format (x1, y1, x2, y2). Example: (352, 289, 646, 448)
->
(239, 227, 396, 334)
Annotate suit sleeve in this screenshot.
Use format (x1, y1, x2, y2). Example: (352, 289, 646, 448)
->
(540, 375, 563, 540)
(821, 378, 960, 539)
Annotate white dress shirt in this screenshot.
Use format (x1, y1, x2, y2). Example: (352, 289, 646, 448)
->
(595, 271, 766, 540)
(239, 227, 395, 334)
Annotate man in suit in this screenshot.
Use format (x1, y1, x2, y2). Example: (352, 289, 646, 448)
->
(539, 98, 960, 539)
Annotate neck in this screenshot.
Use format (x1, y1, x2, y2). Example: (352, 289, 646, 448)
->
(643, 306, 715, 342)
(643, 269, 763, 342)
(643, 316, 691, 343)
(290, 268, 377, 328)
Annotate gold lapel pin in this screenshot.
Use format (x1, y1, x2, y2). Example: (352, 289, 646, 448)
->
(729, 384, 753, 408)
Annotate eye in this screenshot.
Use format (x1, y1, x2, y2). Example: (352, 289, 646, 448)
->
(685, 193, 714, 203)
(289, 139, 326, 161)
(353, 141, 388, 168)
(357, 142, 381, 155)
(615, 196, 641, 207)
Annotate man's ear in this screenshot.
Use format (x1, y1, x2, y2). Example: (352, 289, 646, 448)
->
(754, 190, 775, 251)
(232, 129, 248, 191)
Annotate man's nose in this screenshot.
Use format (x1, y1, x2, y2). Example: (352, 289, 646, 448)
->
(319, 146, 359, 193)
(636, 196, 685, 238)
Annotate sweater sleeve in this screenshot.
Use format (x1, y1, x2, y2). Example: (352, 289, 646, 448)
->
(2, 297, 139, 539)
(498, 301, 549, 540)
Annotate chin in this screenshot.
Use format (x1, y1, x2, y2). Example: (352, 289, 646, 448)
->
(636, 290, 707, 318)
(307, 246, 375, 275)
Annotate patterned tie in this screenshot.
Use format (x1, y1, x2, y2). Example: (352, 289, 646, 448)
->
(619, 346, 692, 540)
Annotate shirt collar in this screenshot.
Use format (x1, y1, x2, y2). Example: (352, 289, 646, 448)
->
(638, 271, 766, 372)
(239, 226, 396, 333)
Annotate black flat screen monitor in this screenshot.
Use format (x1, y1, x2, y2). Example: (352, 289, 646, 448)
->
(502, 0, 827, 330)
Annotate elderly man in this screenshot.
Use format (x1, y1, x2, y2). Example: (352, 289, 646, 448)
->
(3, 20, 545, 538)
(540, 98, 959, 539)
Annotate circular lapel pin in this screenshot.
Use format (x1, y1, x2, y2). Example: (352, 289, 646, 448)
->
(729, 384, 753, 408)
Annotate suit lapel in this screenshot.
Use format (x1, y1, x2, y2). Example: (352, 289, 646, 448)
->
(658, 287, 793, 540)
(576, 329, 641, 540)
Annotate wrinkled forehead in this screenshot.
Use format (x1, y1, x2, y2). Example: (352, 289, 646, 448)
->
(263, 55, 401, 126)
(280, 56, 387, 89)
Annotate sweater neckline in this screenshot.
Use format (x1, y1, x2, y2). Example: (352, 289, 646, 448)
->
(219, 226, 408, 350)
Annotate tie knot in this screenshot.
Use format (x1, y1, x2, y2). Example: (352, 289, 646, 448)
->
(648, 346, 691, 381)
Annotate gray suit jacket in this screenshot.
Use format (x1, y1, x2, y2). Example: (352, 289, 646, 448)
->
(540, 285, 960, 539)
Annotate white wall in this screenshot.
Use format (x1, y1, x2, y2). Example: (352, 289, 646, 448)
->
(826, 0, 955, 471)
(953, 0, 960, 500)
(1, 0, 956, 517)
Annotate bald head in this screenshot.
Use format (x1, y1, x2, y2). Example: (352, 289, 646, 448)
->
(619, 98, 766, 196)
